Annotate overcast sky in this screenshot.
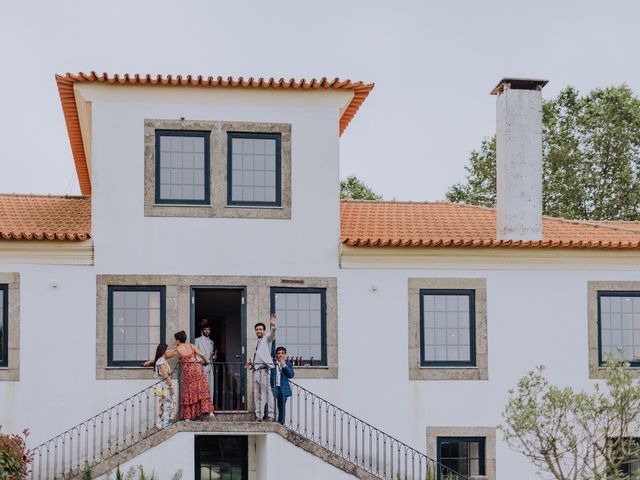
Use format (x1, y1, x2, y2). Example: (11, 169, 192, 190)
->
(2, 0, 639, 200)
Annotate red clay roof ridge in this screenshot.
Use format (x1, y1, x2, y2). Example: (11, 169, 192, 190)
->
(0, 193, 89, 199)
(57, 72, 374, 89)
(340, 199, 465, 206)
(541, 215, 640, 233)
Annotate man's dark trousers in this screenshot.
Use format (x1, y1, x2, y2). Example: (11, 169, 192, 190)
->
(273, 386, 287, 425)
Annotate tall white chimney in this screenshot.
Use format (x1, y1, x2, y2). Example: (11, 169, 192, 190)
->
(491, 78, 548, 241)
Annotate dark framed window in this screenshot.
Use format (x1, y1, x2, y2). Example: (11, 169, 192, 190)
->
(227, 132, 281, 207)
(616, 437, 640, 477)
(437, 437, 485, 478)
(107, 286, 165, 367)
(598, 291, 640, 367)
(0, 284, 7, 368)
(270, 287, 326, 366)
(155, 130, 210, 204)
(420, 289, 476, 367)
(195, 435, 248, 480)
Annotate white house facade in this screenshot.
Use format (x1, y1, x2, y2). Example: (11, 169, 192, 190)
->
(2, 73, 640, 479)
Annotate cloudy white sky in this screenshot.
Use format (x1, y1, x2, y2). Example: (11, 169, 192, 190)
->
(1, 0, 639, 200)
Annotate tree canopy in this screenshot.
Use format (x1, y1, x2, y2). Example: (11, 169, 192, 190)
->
(447, 85, 640, 220)
(501, 357, 640, 480)
(340, 175, 382, 200)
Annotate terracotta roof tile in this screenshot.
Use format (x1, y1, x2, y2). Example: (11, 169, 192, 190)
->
(56, 72, 374, 195)
(340, 201, 640, 249)
(3, 195, 639, 248)
(0, 194, 91, 241)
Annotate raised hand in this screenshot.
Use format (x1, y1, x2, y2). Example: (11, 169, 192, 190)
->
(270, 313, 277, 327)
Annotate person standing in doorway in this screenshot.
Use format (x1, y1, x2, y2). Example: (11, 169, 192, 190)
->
(271, 346, 294, 425)
(195, 320, 216, 404)
(247, 314, 277, 421)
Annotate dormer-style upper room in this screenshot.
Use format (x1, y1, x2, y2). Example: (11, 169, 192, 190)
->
(53, 72, 373, 274)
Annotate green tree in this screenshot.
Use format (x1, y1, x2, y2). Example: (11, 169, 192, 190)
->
(446, 137, 496, 207)
(500, 357, 640, 480)
(446, 85, 640, 220)
(340, 175, 382, 200)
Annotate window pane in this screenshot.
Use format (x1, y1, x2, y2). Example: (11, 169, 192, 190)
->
(196, 435, 248, 480)
(600, 294, 640, 363)
(113, 344, 124, 361)
(110, 289, 163, 365)
(229, 135, 279, 205)
(617, 437, 640, 476)
(157, 132, 207, 202)
(273, 290, 325, 364)
(438, 439, 484, 477)
(423, 292, 473, 364)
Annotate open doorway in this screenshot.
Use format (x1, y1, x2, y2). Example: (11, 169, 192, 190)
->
(195, 435, 248, 480)
(192, 287, 246, 411)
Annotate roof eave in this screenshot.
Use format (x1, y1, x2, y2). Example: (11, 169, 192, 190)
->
(55, 73, 375, 195)
(56, 75, 92, 195)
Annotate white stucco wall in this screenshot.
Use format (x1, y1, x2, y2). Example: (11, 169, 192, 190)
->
(1, 85, 350, 444)
(0, 263, 157, 445)
(79, 84, 349, 277)
(96, 432, 355, 480)
(4, 84, 640, 478)
(259, 432, 355, 479)
(330, 258, 640, 479)
(4, 252, 640, 477)
(96, 432, 196, 480)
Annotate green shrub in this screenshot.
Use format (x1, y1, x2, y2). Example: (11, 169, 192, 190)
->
(0, 427, 33, 480)
(105, 465, 183, 480)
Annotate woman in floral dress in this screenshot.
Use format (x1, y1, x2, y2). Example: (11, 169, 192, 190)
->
(152, 343, 176, 428)
(165, 330, 215, 420)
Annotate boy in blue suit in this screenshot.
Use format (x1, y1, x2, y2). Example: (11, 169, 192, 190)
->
(271, 346, 295, 425)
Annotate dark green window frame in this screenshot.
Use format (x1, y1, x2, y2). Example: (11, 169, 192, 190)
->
(270, 287, 327, 366)
(615, 437, 640, 476)
(419, 289, 476, 367)
(107, 285, 166, 367)
(436, 436, 486, 479)
(195, 435, 248, 480)
(597, 291, 640, 367)
(0, 284, 7, 368)
(227, 132, 282, 207)
(154, 129, 210, 205)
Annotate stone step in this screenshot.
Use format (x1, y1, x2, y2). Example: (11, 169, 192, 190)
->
(71, 417, 378, 480)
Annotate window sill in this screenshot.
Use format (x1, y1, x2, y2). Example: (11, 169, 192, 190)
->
(97, 367, 156, 380)
(411, 365, 488, 381)
(152, 204, 211, 208)
(290, 365, 337, 380)
(225, 205, 283, 210)
(590, 365, 640, 379)
(106, 366, 149, 370)
(420, 365, 478, 369)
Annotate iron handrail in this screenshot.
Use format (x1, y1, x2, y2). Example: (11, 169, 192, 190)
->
(29, 362, 470, 480)
(29, 368, 180, 480)
(284, 380, 471, 480)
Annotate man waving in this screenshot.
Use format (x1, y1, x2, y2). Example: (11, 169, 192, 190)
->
(247, 313, 277, 421)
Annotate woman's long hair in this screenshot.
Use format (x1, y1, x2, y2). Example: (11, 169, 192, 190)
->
(153, 343, 168, 366)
